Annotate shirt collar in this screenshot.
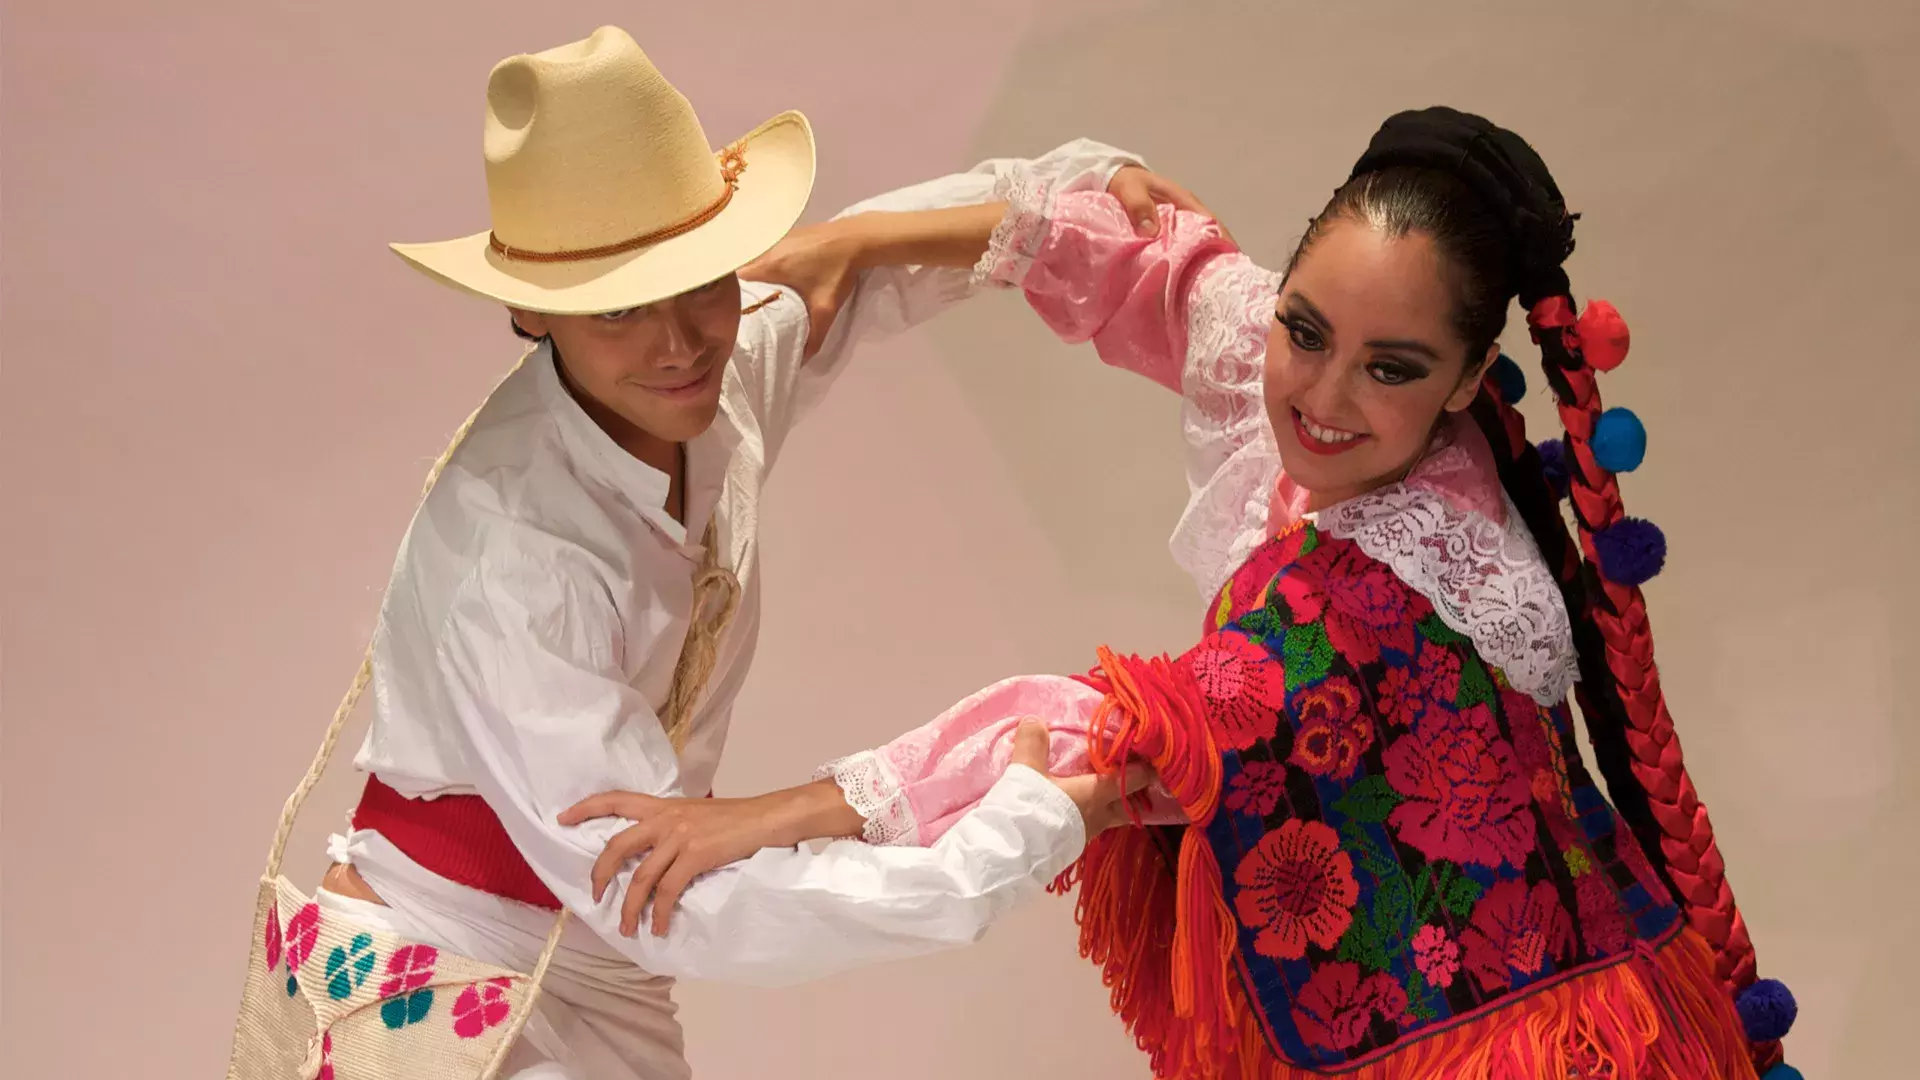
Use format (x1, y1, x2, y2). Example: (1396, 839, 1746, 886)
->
(530, 341, 742, 545)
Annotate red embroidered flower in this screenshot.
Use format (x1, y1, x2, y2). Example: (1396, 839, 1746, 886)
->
(1288, 543, 1421, 665)
(316, 1032, 334, 1080)
(1384, 703, 1536, 869)
(1411, 924, 1461, 989)
(1232, 820, 1358, 960)
(1287, 677, 1374, 781)
(379, 945, 440, 998)
(1225, 526, 1313, 622)
(282, 903, 322, 974)
(1417, 645, 1463, 709)
(1190, 631, 1285, 750)
(1378, 667, 1423, 733)
(264, 904, 283, 972)
(1575, 873, 1632, 958)
(452, 977, 514, 1039)
(1461, 880, 1573, 993)
(1291, 961, 1412, 1053)
(1224, 760, 1288, 817)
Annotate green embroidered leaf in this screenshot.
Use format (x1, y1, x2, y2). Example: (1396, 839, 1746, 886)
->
(1404, 970, 1439, 1021)
(1374, 875, 1412, 936)
(1417, 614, 1468, 646)
(1283, 623, 1334, 690)
(1337, 820, 1396, 879)
(1336, 905, 1391, 973)
(1412, 869, 1437, 924)
(1444, 875, 1483, 917)
(1332, 775, 1400, 825)
(1456, 656, 1495, 710)
(1239, 605, 1285, 639)
(1298, 527, 1319, 557)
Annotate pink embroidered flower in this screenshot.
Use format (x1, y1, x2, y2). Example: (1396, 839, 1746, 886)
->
(1190, 630, 1285, 751)
(379, 945, 440, 998)
(1232, 820, 1358, 960)
(1287, 678, 1374, 781)
(452, 978, 513, 1039)
(264, 904, 283, 972)
(1288, 542, 1422, 665)
(1224, 760, 1288, 817)
(1384, 703, 1536, 869)
(1576, 873, 1633, 958)
(316, 1032, 334, 1080)
(1417, 645, 1463, 709)
(1411, 924, 1461, 989)
(1376, 665, 1424, 730)
(282, 903, 322, 974)
(1461, 880, 1573, 993)
(1291, 961, 1412, 1053)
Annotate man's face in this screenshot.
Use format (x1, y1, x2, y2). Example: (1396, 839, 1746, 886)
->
(513, 274, 742, 447)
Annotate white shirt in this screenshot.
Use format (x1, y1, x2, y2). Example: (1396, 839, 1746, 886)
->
(335, 141, 1142, 1005)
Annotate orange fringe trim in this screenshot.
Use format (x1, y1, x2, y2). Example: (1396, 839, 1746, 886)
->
(1063, 649, 1759, 1080)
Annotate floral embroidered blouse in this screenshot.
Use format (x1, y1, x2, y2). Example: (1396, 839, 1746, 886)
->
(817, 178, 1745, 1076)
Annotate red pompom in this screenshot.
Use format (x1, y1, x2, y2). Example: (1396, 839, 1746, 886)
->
(1575, 299, 1631, 372)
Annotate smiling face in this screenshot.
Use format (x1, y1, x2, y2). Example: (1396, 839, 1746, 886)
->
(512, 273, 742, 466)
(1263, 216, 1496, 508)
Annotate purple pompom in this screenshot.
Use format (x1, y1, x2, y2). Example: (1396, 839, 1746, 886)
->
(1593, 517, 1666, 586)
(1537, 439, 1569, 501)
(1736, 979, 1798, 1042)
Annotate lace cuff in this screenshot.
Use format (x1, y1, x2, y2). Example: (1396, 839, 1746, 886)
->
(813, 750, 919, 846)
(970, 162, 1057, 290)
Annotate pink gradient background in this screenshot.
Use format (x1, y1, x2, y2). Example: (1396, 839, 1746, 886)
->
(4, 1, 1916, 1077)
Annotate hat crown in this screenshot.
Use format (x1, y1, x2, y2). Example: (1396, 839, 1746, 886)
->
(483, 27, 724, 255)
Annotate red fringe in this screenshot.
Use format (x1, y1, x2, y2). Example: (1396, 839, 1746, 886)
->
(1067, 649, 1758, 1080)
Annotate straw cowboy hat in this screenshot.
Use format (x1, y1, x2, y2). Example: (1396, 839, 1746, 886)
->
(391, 26, 815, 315)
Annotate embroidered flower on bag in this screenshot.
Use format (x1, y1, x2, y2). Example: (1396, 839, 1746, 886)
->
(379, 945, 440, 1029)
(1383, 702, 1536, 869)
(282, 902, 322, 996)
(1410, 924, 1461, 989)
(324, 933, 378, 1001)
(264, 904, 283, 972)
(1189, 630, 1285, 750)
(1232, 819, 1358, 960)
(316, 1032, 334, 1080)
(1224, 760, 1288, 817)
(452, 978, 514, 1039)
(1460, 880, 1573, 993)
(1291, 961, 1412, 1053)
(1287, 677, 1374, 781)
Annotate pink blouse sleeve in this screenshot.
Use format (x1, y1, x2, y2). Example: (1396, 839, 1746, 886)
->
(974, 182, 1239, 392)
(817, 674, 1183, 847)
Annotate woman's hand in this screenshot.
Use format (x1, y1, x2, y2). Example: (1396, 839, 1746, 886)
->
(1106, 164, 1235, 244)
(1007, 718, 1155, 837)
(559, 779, 862, 938)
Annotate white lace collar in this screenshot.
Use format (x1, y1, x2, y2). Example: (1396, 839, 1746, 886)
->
(1307, 422, 1579, 706)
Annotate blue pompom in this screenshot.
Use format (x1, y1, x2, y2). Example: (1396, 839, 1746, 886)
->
(1536, 439, 1569, 501)
(1592, 407, 1647, 473)
(1489, 353, 1527, 403)
(1593, 517, 1666, 586)
(1737, 979, 1799, 1042)
(1761, 1065, 1804, 1080)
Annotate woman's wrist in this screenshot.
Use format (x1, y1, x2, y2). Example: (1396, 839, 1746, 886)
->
(765, 777, 868, 846)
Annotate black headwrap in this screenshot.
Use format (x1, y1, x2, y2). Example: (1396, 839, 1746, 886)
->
(1349, 106, 1577, 309)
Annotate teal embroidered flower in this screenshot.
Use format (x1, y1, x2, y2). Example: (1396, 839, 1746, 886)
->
(325, 933, 378, 1000)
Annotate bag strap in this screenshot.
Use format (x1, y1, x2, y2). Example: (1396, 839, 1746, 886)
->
(259, 344, 744, 998)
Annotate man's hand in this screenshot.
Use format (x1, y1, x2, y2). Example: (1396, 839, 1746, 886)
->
(1007, 718, 1155, 836)
(558, 780, 861, 938)
(737, 224, 859, 359)
(1106, 164, 1235, 244)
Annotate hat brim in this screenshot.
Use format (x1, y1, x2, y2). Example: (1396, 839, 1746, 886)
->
(389, 110, 815, 316)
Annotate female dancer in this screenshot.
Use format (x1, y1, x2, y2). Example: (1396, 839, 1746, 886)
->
(580, 107, 1801, 1079)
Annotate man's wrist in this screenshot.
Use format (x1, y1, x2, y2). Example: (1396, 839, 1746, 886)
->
(768, 777, 867, 846)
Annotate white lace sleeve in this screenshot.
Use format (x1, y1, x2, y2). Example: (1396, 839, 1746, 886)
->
(1169, 258, 1287, 600)
(813, 750, 919, 846)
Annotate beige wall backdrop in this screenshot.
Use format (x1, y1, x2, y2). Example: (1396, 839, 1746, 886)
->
(5, 1, 1916, 1077)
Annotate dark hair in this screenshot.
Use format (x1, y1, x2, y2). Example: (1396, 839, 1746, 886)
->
(1317, 108, 1786, 1071)
(1286, 165, 1514, 366)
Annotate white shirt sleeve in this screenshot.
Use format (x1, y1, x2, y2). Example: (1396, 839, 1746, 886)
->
(734, 139, 1146, 457)
(435, 542, 1087, 987)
